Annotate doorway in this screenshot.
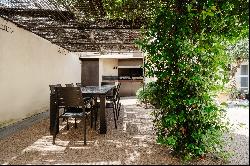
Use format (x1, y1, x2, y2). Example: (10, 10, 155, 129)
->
(81, 58, 99, 86)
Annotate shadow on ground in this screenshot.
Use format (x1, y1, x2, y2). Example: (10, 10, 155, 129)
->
(0, 97, 248, 165)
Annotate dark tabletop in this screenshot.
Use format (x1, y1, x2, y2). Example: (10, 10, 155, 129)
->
(81, 85, 115, 95)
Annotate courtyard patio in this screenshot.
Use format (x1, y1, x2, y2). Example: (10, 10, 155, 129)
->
(0, 97, 248, 165)
(0, 0, 249, 165)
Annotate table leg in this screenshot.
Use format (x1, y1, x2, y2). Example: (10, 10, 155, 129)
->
(50, 94, 58, 135)
(94, 97, 98, 130)
(99, 94, 107, 134)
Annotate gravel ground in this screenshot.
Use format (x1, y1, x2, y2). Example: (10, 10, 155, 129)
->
(0, 97, 248, 165)
(223, 100, 249, 165)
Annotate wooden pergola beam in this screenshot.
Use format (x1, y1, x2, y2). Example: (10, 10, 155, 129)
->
(0, 7, 75, 19)
(32, 26, 141, 30)
(0, 1, 144, 52)
(52, 41, 135, 45)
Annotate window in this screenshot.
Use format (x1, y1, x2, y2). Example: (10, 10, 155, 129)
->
(241, 65, 248, 75)
(240, 64, 249, 93)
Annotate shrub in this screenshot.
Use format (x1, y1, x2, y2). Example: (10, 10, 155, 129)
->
(136, 81, 161, 108)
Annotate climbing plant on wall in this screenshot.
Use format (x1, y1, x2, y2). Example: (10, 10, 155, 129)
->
(55, 0, 160, 21)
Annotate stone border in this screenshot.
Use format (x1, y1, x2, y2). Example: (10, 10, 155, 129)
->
(0, 111, 49, 139)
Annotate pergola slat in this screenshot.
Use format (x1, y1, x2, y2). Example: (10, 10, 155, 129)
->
(0, 1, 144, 52)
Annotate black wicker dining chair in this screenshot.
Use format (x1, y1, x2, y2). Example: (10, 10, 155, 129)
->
(100, 82, 121, 120)
(95, 86, 119, 129)
(76, 83, 83, 87)
(115, 82, 121, 120)
(49, 84, 59, 94)
(106, 87, 120, 129)
(49, 84, 62, 134)
(103, 82, 121, 119)
(52, 87, 96, 145)
(101, 81, 116, 99)
(101, 81, 115, 86)
(65, 83, 74, 87)
(65, 83, 80, 122)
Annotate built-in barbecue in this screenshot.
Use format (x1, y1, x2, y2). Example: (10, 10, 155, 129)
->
(101, 58, 144, 97)
(118, 67, 143, 80)
(119, 76, 131, 80)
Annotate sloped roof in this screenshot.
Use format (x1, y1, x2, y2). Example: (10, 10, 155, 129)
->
(0, 0, 146, 52)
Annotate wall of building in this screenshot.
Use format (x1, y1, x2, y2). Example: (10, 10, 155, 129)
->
(99, 58, 118, 85)
(118, 59, 142, 66)
(235, 60, 249, 93)
(102, 59, 118, 76)
(0, 17, 81, 125)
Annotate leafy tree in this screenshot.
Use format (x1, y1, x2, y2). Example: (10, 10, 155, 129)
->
(136, 0, 249, 160)
(54, 0, 159, 21)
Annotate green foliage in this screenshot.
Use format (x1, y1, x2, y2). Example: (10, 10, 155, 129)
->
(227, 38, 249, 62)
(54, 0, 161, 21)
(136, 0, 249, 161)
(136, 81, 161, 108)
(136, 85, 147, 103)
(102, 0, 160, 20)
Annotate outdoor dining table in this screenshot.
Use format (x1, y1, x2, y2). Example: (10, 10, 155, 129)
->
(81, 85, 115, 134)
(49, 84, 115, 135)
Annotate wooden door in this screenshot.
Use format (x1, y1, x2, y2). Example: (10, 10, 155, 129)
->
(81, 58, 99, 86)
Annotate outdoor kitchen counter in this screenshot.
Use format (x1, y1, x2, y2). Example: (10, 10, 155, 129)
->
(102, 76, 143, 96)
(102, 79, 143, 82)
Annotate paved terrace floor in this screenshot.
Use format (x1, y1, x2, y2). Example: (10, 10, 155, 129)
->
(0, 97, 248, 165)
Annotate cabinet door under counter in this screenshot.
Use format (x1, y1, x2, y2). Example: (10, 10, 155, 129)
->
(119, 80, 143, 97)
(101, 77, 143, 97)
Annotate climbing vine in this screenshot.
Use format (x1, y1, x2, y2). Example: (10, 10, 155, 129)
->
(136, 0, 249, 160)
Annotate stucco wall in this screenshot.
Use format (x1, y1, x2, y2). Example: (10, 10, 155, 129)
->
(99, 59, 118, 85)
(0, 17, 81, 124)
(102, 59, 118, 76)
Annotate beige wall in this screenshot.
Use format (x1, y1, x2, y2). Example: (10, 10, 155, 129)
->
(118, 59, 142, 66)
(99, 59, 118, 85)
(102, 59, 118, 76)
(0, 17, 81, 124)
(99, 59, 103, 86)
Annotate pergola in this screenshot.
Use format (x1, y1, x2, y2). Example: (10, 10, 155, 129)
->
(0, 0, 146, 53)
